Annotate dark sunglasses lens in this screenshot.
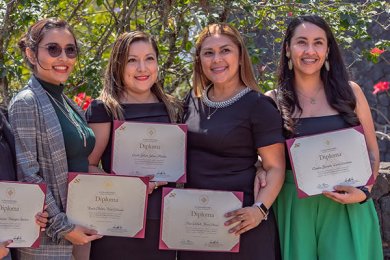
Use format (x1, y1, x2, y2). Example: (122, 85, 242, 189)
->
(47, 44, 62, 57)
(65, 45, 77, 58)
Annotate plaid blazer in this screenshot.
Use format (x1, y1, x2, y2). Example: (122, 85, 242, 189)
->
(8, 76, 86, 259)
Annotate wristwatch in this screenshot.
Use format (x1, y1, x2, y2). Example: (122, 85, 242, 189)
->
(253, 202, 269, 220)
(358, 186, 371, 204)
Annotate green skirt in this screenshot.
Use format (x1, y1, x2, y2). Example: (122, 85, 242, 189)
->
(274, 170, 383, 260)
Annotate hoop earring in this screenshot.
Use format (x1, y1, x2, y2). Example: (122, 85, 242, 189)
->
(325, 59, 330, 71)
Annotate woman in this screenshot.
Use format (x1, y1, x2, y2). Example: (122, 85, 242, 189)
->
(268, 15, 383, 260)
(179, 23, 285, 260)
(0, 109, 49, 260)
(8, 18, 101, 259)
(86, 31, 180, 260)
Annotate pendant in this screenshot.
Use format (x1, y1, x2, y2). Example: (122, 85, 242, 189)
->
(310, 98, 316, 105)
(207, 115, 211, 120)
(81, 132, 87, 147)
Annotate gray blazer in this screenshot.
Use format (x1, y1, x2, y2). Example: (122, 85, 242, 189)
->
(8, 76, 86, 259)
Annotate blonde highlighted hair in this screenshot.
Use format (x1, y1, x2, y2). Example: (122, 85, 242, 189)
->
(193, 23, 258, 97)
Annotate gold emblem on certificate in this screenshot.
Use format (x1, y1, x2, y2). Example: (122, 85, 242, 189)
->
(66, 173, 148, 238)
(111, 121, 187, 183)
(160, 188, 243, 252)
(0, 181, 46, 248)
(286, 126, 374, 198)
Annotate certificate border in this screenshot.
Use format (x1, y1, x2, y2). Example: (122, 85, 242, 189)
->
(67, 172, 149, 238)
(111, 120, 187, 183)
(0, 181, 46, 248)
(159, 187, 242, 253)
(286, 125, 375, 198)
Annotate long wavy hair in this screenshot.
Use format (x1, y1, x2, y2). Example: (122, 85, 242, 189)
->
(99, 31, 181, 122)
(276, 15, 359, 136)
(193, 23, 258, 97)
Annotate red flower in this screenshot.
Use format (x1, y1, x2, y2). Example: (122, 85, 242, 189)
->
(73, 92, 93, 110)
(373, 81, 390, 95)
(287, 11, 293, 17)
(370, 47, 385, 55)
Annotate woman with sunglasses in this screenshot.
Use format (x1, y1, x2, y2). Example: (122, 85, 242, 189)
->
(8, 18, 102, 260)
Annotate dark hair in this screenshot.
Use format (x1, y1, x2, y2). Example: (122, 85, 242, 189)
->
(276, 15, 359, 136)
(100, 31, 181, 122)
(18, 18, 78, 70)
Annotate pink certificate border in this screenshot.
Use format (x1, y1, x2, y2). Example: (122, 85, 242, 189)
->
(286, 125, 375, 198)
(67, 172, 149, 238)
(111, 120, 187, 183)
(0, 181, 47, 248)
(159, 187, 242, 253)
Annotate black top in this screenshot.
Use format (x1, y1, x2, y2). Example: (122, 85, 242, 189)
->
(184, 90, 284, 207)
(286, 115, 351, 170)
(86, 99, 172, 219)
(0, 110, 16, 181)
(38, 78, 95, 172)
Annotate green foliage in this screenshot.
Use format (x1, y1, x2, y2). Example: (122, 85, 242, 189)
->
(0, 0, 389, 102)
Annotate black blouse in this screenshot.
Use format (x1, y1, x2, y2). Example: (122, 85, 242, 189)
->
(184, 90, 285, 207)
(0, 110, 16, 181)
(86, 99, 172, 220)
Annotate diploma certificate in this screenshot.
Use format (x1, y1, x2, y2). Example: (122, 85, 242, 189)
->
(111, 121, 187, 183)
(286, 126, 374, 198)
(66, 173, 148, 238)
(160, 188, 243, 252)
(0, 181, 46, 248)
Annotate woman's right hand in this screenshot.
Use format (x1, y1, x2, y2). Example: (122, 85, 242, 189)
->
(254, 167, 267, 199)
(64, 225, 103, 245)
(0, 240, 12, 259)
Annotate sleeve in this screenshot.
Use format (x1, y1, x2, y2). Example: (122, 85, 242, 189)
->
(85, 99, 113, 123)
(8, 92, 75, 243)
(251, 94, 285, 148)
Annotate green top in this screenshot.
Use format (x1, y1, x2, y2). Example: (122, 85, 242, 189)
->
(38, 78, 95, 172)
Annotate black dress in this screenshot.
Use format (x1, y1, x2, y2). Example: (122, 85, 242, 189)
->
(179, 90, 284, 260)
(0, 109, 16, 181)
(86, 100, 176, 260)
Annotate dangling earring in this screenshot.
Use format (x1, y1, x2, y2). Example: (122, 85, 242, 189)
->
(324, 58, 330, 71)
(286, 52, 293, 70)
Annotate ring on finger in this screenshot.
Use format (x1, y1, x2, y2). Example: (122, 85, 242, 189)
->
(154, 183, 159, 190)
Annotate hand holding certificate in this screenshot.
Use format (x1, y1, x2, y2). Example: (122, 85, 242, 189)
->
(111, 121, 187, 182)
(0, 181, 46, 248)
(287, 126, 374, 198)
(160, 188, 243, 252)
(66, 173, 148, 238)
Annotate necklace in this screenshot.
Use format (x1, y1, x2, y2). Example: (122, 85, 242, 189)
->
(45, 91, 87, 147)
(202, 85, 251, 109)
(207, 106, 219, 120)
(296, 87, 322, 105)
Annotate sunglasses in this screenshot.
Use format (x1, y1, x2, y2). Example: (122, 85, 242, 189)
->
(39, 43, 78, 59)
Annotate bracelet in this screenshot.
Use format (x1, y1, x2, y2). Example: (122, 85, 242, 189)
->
(253, 202, 269, 220)
(358, 186, 371, 204)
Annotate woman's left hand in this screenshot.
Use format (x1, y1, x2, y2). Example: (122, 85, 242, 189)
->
(147, 181, 168, 194)
(224, 206, 264, 235)
(322, 185, 367, 204)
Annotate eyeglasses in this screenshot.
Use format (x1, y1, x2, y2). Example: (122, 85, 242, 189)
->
(38, 43, 78, 59)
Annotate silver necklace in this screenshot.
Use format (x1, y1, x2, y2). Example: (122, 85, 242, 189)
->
(207, 107, 219, 120)
(296, 87, 322, 105)
(45, 91, 87, 147)
(202, 85, 251, 109)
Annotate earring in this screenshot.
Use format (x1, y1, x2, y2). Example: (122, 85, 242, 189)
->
(324, 59, 330, 71)
(288, 59, 293, 70)
(286, 52, 293, 70)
